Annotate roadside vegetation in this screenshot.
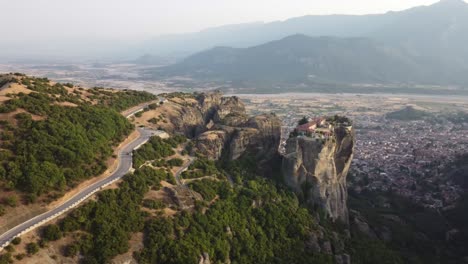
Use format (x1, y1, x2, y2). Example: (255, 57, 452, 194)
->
(0, 75, 157, 203)
(132, 134, 186, 168)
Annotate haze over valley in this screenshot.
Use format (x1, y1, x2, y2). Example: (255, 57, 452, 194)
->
(1, 1, 468, 264)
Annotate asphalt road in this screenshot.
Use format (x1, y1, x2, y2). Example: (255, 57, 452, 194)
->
(0, 110, 159, 250)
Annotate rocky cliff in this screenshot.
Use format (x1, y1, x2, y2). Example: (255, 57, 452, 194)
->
(282, 124, 355, 223)
(195, 112, 281, 163)
(149, 92, 281, 164)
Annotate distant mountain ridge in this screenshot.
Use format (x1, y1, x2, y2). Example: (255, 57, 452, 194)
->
(154, 34, 466, 87)
(146, 0, 468, 91)
(140, 0, 468, 60)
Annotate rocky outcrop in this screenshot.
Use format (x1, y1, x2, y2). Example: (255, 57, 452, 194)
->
(212, 96, 247, 124)
(163, 92, 247, 137)
(282, 124, 355, 223)
(196, 91, 246, 125)
(227, 114, 282, 160)
(190, 93, 281, 164)
(198, 252, 211, 264)
(195, 130, 228, 160)
(159, 92, 281, 165)
(196, 113, 281, 162)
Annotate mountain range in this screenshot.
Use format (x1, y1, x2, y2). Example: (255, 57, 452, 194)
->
(146, 0, 468, 91)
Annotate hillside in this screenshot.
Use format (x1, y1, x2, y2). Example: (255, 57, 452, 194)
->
(144, 0, 468, 92)
(0, 93, 376, 264)
(155, 34, 463, 88)
(370, 0, 468, 61)
(140, 0, 468, 60)
(2, 91, 467, 263)
(386, 106, 430, 121)
(0, 73, 156, 221)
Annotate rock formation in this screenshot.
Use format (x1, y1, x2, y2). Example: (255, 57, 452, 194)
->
(196, 113, 281, 163)
(155, 92, 281, 165)
(282, 121, 355, 223)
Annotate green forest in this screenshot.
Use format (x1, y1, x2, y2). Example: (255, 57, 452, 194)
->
(0, 106, 436, 264)
(49, 154, 336, 264)
(132, 134, 186, 168)
(0, 76, 156, 199)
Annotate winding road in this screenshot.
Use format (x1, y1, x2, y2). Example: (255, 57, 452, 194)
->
(0, 106, 159, 251)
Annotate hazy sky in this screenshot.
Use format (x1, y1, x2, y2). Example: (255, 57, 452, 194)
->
(2, 0, 441, 41)
(1, 0, 452, 60)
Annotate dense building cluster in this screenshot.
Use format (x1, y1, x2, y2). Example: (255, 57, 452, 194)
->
(350, 116, 468, 208)
(240, 93, 468, 209)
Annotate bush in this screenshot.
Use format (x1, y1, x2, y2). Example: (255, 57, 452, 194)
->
(64, 244, 80, 257)
(167, 158, 183, 167)
(0, 253, 12, 264)
(148, 103, 158, 110)
(42, 224, 62, 241)
(4, 245, 14, 253)
(189, 179, 222, 201)
(4, 196, 17, 207)
(182, 158, 220, 179)
(26, 242, 39, 255)
(142, 199, 165, 210)
(11, 237, 21, 245)
(132, 136, 176, 168)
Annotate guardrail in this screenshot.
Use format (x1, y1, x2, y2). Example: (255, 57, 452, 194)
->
(0, 108, 153, 252)
(125, 108, 144, 119)
(0, 152, 142, 251)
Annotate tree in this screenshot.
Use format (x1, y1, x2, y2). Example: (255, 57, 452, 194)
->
(0, 253, 13, 264)
(298, 116, 308, 125)
(64, 244, 80, 257)
(42, 224, 62, 241)
(26, 242, 39, 255)
(148, 103, 158, 110)
(11, 237, 21, 245)
(0, 166, 5, 180)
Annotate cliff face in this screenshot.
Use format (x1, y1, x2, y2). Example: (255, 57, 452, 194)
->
(282, 125, 355, 223)
(162, 92, 246, 137)
(196, 114, 281, 163)
(159, 92, 281, 164)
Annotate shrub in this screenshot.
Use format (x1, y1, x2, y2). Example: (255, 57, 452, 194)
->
(148, 103, 158, 110)
(167, 158, 184, 167)
(42, 224, 62, 241)
(4, 196, 17, 207)
(26, 242, 39, 255)
(4, 245, 14, 253)
(142, 199, 165, 210)
(14, 253, 25, 260)
(11, 237, 21, 245)
(64, 244, 80, 257)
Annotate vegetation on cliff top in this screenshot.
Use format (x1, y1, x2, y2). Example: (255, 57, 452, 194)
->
(20, 135, 342, 264)
(0, 74, 156, 201)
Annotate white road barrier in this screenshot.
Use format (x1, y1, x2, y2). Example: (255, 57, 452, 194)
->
(0, 103, 158, 252)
